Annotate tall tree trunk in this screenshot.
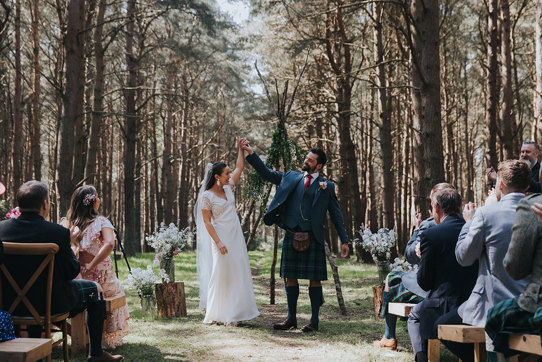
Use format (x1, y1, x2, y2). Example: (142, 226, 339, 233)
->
(536, 1, 542, 142)
(85, 0, 106, 184)
(12, 0, 23, 199)
(162, 67, 175, 225)
(374, 4, 394, 229)
(123, 0, 139, 255)
(58, 0, 85, 215)
(31, 0, 41, 180)
(409, 0, 445, 217)
(499, 0, 517, 159)
(486, 0, 500, 169)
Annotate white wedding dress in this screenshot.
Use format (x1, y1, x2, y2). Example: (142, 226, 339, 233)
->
(200, 179, 259, 324)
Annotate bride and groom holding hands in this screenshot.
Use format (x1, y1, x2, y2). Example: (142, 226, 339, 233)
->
(196, 138, 350, 332)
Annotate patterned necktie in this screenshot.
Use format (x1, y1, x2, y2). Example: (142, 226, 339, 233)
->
(304, 174, 312, 191)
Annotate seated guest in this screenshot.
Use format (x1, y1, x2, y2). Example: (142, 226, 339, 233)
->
(0, 181, 122, 361)
(487, 140, 541, 193)
(62, 185, 130, 349)
(485, 167, 542, 357)
(437, 160, 530, 362)
(407, 188, 477, 362)
(374, 182, 453, 350)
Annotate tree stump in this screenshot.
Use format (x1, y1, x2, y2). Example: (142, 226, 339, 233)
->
(155, 282, 187, 318)
(372, 285, 384, 320)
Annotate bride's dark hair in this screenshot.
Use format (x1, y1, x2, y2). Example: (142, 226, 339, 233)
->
(205, 162, 227, 190)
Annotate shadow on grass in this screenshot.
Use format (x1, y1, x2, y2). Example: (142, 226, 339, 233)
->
(52, 343, 168, 362)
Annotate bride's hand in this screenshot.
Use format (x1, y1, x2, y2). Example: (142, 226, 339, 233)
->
(217, 241, 228, 255)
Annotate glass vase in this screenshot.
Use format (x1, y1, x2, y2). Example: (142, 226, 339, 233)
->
(160, 256, 175, 283)
(377, 260, 390, 285)
(140, 294, 156, 319)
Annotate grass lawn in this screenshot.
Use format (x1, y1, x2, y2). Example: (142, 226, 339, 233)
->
(53, 250, 457, 361)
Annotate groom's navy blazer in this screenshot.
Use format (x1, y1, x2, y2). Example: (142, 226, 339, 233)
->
(247, 152, 349, 246)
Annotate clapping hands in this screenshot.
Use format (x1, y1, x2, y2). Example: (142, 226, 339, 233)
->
(531, 203, 542, 222)
(463, 202, 477, 223)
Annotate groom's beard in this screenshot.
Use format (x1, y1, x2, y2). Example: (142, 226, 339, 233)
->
(302, 163, 317, 173)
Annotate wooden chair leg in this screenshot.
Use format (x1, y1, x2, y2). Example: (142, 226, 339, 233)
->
(62, 319, 70, 362)
(474, 342, 486, 362)
(71, 312, 87, 356)
(428, 339, 440, 362)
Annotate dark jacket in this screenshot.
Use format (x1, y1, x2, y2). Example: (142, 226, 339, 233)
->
(246, 152, 349, 245)
(528, 161, 541, 193)
(0, 213, 80, 315)
(416, 214, 478, 339)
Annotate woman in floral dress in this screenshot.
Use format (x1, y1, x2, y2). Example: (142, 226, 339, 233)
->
(63, 185, 130, 349)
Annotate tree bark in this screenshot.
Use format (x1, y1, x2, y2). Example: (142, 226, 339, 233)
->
(31, 0, 41, 180)
(12, 0, 23, 200)
(85, 0, 107, 184)
(409, 0, 445, 217)
(374, 3, 394, 229)
(535, 0, 542, 142)
(486, 0, 500, 169)
(499, 0, 517, 159)
(58, 0, 85, 215)
(123, 0, 139, 255)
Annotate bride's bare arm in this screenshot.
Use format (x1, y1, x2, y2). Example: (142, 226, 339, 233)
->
(202, 209, 228, 255)
(231, 139, 246, 185)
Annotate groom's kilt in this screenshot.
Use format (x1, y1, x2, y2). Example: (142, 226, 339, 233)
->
(280, 232, 327, 280)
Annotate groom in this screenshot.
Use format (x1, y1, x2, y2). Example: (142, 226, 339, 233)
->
(242, 140, 349, 332)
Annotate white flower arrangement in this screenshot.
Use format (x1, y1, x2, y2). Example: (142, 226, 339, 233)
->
(356, 225, 396, 263)
(389, 257, 418, 272)
(124, 266, 159, 296)
(146, 222, 193, 262)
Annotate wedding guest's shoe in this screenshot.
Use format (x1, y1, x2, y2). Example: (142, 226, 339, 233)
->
(301, 323, 318, 333)
(87, 351, 124, 361)
(373, 335, 397, 351)
(273, 318, 297, 330)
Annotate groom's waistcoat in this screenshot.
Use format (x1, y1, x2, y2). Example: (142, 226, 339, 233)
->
(282, 175, 319, 232)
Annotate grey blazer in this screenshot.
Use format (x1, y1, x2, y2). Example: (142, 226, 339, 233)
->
(455, 193, 529, 326)
(504, 193, 542, 313)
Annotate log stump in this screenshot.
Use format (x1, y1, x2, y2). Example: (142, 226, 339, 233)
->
(372, 285, 384, 320)
(155, 282, 187, 318)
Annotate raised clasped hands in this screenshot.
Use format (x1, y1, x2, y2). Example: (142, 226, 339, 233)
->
(412, 210, 422, 230)
(238, 137, 253, 154)
(463, 202, 477, 223)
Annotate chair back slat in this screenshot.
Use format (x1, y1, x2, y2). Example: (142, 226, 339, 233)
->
(0, 242, 59, 333)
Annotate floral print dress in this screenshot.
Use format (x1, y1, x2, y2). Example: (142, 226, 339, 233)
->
(79, 216, 130, 349)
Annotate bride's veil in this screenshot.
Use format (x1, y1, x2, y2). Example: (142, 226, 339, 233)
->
(195, 163, 214, 309)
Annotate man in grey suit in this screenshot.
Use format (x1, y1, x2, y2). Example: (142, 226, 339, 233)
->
(437, 160, 531, 362)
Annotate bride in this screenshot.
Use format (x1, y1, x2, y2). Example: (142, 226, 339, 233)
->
(195, 138, 259, 325)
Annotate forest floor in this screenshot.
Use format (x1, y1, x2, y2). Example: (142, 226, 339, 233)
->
(52, 250, 457, 361)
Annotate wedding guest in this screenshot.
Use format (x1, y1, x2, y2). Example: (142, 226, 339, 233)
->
(437, 160, 530, 362)
(487, 140, 541, 193)
(485, 166, 542, 357)
(374, 182, 453, 351)
(0, 181, 122, 361)
(62, 185, 130, 349)
(407, 188, 477, 362)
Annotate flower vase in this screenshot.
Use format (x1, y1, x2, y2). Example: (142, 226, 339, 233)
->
(140, 294, 156, 319)
(160, 256, 175, 283)
(377, 260, 390, 285)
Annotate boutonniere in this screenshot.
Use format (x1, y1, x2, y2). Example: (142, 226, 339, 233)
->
(319, 181, 327, 190)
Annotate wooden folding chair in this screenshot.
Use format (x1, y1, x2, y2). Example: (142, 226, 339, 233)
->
(0, 242, 69, 362)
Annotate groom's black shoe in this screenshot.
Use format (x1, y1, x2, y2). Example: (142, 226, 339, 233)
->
(301, 323, 318, 333)
(273, 318, 297, 330)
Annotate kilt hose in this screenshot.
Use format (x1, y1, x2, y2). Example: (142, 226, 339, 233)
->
(280, 231, 327, 281)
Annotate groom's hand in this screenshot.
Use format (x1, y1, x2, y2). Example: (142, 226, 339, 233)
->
(341, 243, 349, 258)
(239, 138, 254, 155)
